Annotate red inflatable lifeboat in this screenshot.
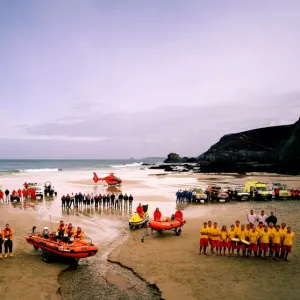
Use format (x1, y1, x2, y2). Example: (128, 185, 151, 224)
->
(148, 216, 186, 236)
(25, 226, 98, 263)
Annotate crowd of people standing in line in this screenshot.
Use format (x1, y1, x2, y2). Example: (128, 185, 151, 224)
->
(61, 192, 134, 209)
(198, 210, 295, 260)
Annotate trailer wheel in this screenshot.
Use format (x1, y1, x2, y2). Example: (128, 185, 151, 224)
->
(175, 228, 182, 236)
(42, 250, 51, 263)
(33, 246, 39, 250)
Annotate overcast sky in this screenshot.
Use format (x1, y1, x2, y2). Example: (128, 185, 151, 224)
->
(0, 0, 300, 159)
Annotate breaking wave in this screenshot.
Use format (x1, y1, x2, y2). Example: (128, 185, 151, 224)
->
(0, 168, 62, 174)
(112, 162, 143, 168)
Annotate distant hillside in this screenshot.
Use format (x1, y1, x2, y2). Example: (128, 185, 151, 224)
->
(198, 118, 300, 174)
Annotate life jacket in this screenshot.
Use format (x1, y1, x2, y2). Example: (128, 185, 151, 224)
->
(66, 226, 74, 237)
(296, 190, 299, 196)
(57, 225, 65, 233)
(3, 228, 13, 239)
(75, 230, 84, 238)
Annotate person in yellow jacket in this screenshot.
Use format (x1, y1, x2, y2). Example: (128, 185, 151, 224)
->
(282, 227, 295, 261)
(3, 224, 13, 258)
(74, 227, 85, 239)
(0, 228, 4, 258)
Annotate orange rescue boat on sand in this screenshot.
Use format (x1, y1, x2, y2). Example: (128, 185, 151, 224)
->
(25, 226, 98, 263)
(148, 215, 186, 236)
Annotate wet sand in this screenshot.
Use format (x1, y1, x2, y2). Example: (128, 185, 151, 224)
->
(70, 179, 143, 186)
(1, 170, 300, 300)
(109, 200, 300, 300)
(0, 206, 64, 300)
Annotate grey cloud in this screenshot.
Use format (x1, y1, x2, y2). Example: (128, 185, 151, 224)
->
(8, 93, 298, 159)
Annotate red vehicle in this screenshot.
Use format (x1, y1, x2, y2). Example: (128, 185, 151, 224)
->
(207, 185, 229, 202)
(93, 172, 122, 186)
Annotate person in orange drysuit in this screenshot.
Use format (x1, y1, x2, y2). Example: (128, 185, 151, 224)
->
(175, 209, 183, 221)
(65, 223, 75, 238)
(3, 224, 13, 258)
(74, 227, 85, 239)
(136, 203, 144, 218)
(154, 208, 162, 221)
(56, 220, 66, 239)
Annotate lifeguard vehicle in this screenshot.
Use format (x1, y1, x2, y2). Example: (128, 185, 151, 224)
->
(93, 172, 122, 186)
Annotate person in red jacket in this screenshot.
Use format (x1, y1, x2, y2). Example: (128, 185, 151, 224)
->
(0, 190, 4, 202)
(22, 189, 27, 198)
(291, 189, 295, 200)
(17, 189, 22, 198)
(175, 209, 183, 221)
(136, 203, 144, 218)
(154, 208, 162, 221)
(295, 189, 299, 200)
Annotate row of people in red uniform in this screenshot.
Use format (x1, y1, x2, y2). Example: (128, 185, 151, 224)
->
(0, 188, 38, 200)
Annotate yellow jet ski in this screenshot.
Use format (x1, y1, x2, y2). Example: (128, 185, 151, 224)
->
(129, 204, 149, 229)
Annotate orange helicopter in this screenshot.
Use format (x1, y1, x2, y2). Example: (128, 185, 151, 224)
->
(93, 172, 122, 186)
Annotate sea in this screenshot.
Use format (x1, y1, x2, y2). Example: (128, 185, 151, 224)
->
(0, 158, 165, 174)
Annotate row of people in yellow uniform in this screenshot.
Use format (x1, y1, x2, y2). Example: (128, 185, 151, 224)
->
(55, 220, 85, 240)
(199, 220, 295, 260)
(0, 224, 13, 258)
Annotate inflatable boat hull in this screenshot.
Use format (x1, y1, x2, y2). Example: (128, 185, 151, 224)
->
(25, 234, 98, 259)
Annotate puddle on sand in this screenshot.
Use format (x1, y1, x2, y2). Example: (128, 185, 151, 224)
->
(58, 226, 161, 300)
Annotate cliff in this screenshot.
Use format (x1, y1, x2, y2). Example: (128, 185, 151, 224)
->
(198, 118, 300, 174)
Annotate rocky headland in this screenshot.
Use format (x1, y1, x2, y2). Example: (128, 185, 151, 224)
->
(157, 118, 300, 175)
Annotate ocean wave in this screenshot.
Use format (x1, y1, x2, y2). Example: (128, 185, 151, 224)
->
(112, 162, 143, 168)
(5, 168, 62, 174)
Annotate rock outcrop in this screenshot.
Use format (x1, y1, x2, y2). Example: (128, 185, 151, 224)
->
(164, 153, 197, 163)
(198, 118, 300, 174)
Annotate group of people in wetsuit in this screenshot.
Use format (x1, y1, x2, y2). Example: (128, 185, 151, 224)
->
(61, 192, 134, 209)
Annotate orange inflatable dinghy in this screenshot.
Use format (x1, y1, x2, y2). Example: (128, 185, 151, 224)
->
(148, 217, 186, 236)
(25, 226, 98, 263)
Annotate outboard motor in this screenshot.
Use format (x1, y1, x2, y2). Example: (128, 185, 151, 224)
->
(171, 214, 175, 221)
(42, 227, 50, 238)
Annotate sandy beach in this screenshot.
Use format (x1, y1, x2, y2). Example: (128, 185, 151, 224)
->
(110, 201, 300, 300)
(0, 207, 64, 300)
(1, 168, 300, 300)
